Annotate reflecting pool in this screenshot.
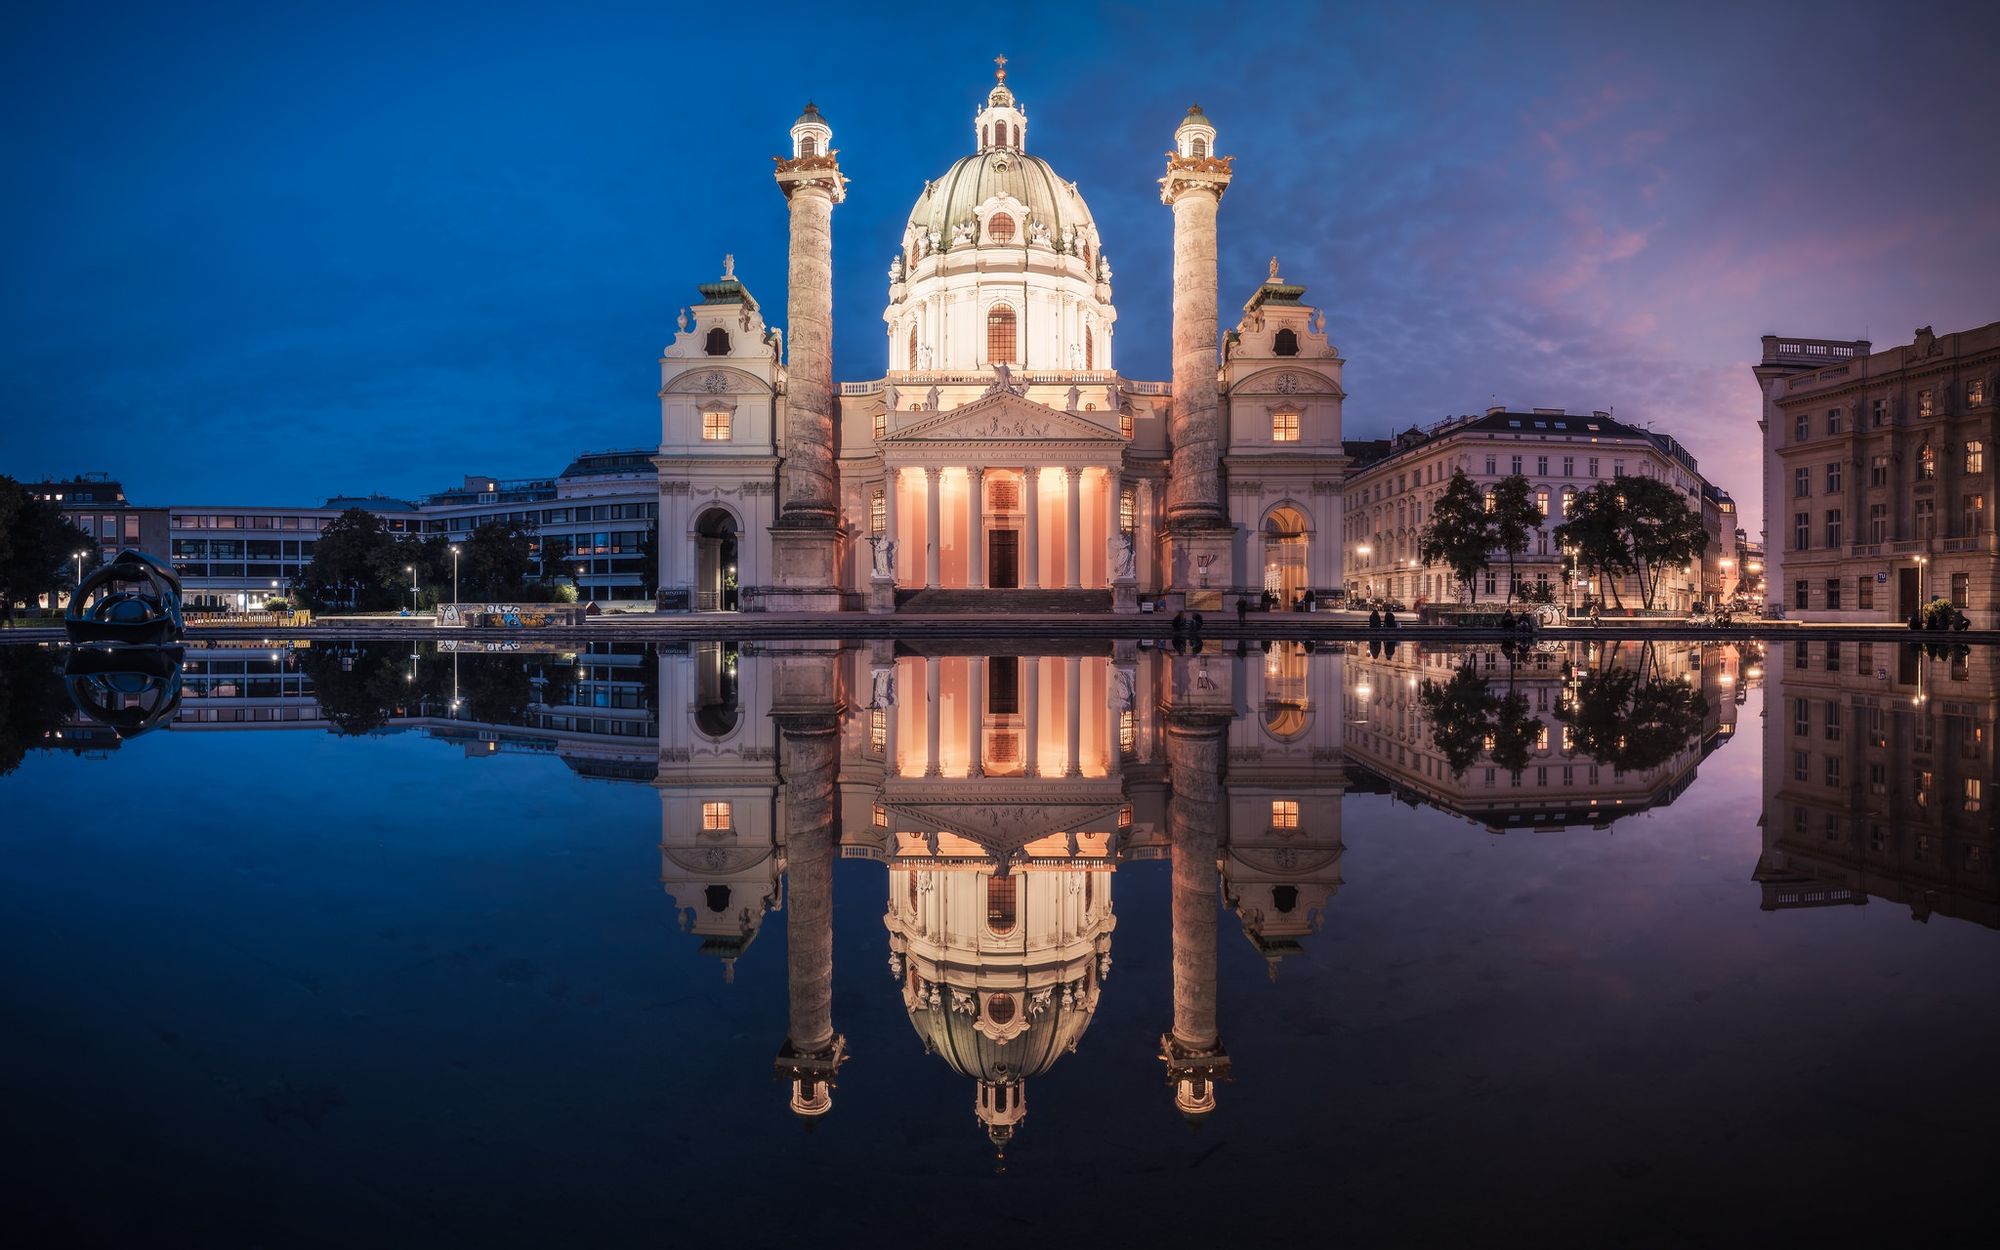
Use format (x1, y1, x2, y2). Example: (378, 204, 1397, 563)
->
(2, 637, 1995, 1246)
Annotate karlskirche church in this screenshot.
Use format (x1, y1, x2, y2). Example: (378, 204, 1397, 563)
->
(654, 63, 1348, 613)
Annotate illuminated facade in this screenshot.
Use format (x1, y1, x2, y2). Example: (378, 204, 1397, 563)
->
(656, 66, 1349, 614)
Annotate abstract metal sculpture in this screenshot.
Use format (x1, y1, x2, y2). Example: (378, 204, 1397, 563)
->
(61, 642, 185, 739)
(64, 549, 185, 645)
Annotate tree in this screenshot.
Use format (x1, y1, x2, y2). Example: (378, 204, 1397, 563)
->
(0, 474, 98, 619)
(1490, 475, 1544, 606)
(1554, 661, 1710, 772)
(0, 645, 73, 774)
(1418, 470, 1495, 605)
(1553, 482, 1635, 609)
(296, 508, 399, 610)
(1619, 475, 1710, 611)
(459, 521, 537, 600)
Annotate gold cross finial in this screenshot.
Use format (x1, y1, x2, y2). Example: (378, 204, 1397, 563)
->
(995, 54, 1008, 83)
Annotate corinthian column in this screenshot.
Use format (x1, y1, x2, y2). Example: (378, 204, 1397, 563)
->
(1159, 107, 1232, 532)
(1160, 708, 1231, 1119)
(774, 706, 844, 1117)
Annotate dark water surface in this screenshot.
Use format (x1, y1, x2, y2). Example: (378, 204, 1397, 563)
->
(2, 637, 1994, 1248)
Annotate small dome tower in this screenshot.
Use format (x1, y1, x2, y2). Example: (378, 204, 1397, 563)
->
(790, 101, 832, 160)
(975, 55, 1027, 152)
(1174, 104, 1217, 160)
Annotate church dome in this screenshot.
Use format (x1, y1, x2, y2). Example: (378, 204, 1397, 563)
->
(908, 987, 1096, 1083)
(906, 151, 1096, 245)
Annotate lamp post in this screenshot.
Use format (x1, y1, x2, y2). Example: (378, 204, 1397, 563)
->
(1915, 554, 1928, 605)
(450, 544, 460, 612)
(576, 563, 587, 603)
(406, 565, 418, 614)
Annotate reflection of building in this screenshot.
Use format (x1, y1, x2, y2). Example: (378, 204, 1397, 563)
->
(1342, 641, 1736, 832)
(1757, 640, 1999, 927)
(654, 69, 1350, 614)
(1755, 323, 2000, 624)
(1340, 410, 1716, 611)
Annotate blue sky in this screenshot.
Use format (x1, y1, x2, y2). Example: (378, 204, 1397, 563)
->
(4, 0, 1995, 539)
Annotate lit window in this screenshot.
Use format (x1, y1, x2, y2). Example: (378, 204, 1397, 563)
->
(1969, 379, 1986, 405)
(701, 801, 732, 831)
(1967, 441, 1984, 474)
(1270, 800, 1299, 829)
(870, 707, 886, 752)
(873, 409, 887, 440)
(1918, 443, 1935, 480)
(986, 876, 1016, 933)
(1119, 488, 1136, 533)
(1271, 410, 1300, 442)
(1918, 389, 1934, 418)
(873, 802, 888, 828)
(986, 213, 1016, 244)
(871, 489, 886, 535)
(986, 305, 1017, 363)
(799, 136, 817, 158)
(1120, 409, 1133, 439)
(701, 409, 731, 441)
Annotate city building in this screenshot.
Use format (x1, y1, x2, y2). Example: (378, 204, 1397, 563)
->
(1755, 322, 2000, 624)
(1340, 408, 1715, 613)
(25, 474, 169, 572)
(655, 67, 1349, 613)
(168, 498, 414, 610)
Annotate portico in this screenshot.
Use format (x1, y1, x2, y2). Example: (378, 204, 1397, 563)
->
(871, 392, 1131, 592)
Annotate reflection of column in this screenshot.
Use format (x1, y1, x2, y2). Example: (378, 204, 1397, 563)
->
(968, 655, 985, 776)
(774, 710, 844, 1117)
(1065, 654, 1083, 776)
(884, 679, 901, 777)
(967, 467, 986, 589)
(1024, 468, 1042, 589)
(1066, 467, 1084, 590)
(925, 468, 942, 589)
(1161, 710, 1230, 1119)
(925, 656, 942, 776)
(883, 468, 900, 587)
(1137, 479, 1156, 591)
(1024, 656, 1042, 777)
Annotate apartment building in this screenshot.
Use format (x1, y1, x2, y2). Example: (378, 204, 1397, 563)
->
(1756, 322, 2000, 624)
(25, 475, 169, 570)
(1341, 408, 1716, 613)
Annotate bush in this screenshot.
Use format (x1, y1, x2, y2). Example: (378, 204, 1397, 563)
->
(1918, 597, 1969, 631)
(263, 598, 291, 613)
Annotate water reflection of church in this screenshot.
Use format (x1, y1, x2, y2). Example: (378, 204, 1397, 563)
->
(656, 641, 1346, 1152)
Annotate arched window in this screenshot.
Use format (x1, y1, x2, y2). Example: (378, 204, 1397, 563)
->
(1273, 328, 1299, 356)
(987, 213, 1016, 244)
(908, 869, 917, 910)
(986, 993, 1016, 1025)
(982, 124, 990, 148)
(986, 304, 1017, 364)
(1010, 123, 1019, 147)
(799, 136, 817, 159)
(1190, 137, 1207, 158)
(704, 327, 731, 356)
(1081, 240, 1091, 266)
(907, 326, 918, 371)
(986, 876, 1016, 934)
(1084, 330, 1094, 372)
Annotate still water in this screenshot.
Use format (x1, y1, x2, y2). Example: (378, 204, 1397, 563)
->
(2, 636, 1995, 1247)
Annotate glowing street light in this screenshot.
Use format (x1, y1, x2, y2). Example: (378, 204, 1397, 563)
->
(450, 544, 461, 611)
(406, 565, 419, 613)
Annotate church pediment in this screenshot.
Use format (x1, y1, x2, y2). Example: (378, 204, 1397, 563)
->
(886, 391, 1123, 444)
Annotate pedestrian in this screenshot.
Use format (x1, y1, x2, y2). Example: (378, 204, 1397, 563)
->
(1191, 611, 1205, 633)
(1237, 596, 1249, 624)
(1384, 609, 1398, 628)
(1172, 610, 1187, 635)
(1369, 608, 1382, 628)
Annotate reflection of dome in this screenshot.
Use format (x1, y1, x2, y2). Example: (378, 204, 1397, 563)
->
(908, 985, 1096, 1083)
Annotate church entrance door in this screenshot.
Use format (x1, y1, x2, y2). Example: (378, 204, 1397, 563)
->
(989, 530, 1020, 589)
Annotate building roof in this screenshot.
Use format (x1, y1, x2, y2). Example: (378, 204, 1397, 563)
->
(559, 450, 658, 479)
(1346, 408, 1651, 473)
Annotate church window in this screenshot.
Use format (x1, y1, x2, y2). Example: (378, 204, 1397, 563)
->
(982, 124, 990, 148)
(986, 994, 1015, 1025)
(1190, 136, 1207, 158)
(874, 802, 888, 829)
(986, 304, 1017, 363)
(799, 136, 817, 159)
(873, 410, 887, 440)
(704, 327, 730, 356)
(1120, 410, 1134, 439)
(907, 326, 918, 371)
(1273, 328, 1299, 356)
(989, 478, 1019, 511)
(1967, 441, 1984, 474)
(871, 711, 886, 755)
(1119, 488, 1136, 533)
(701, 801, 732, 831)
(870, 489, 886, 534)
(1271, 410, 1300, 442)
(1270, 800, 1299, 829)
(987, 213, 1016, 244)
(1084, 330, 1094, 372)
(986, 876, 1016, 934)
(701, 409, 731, 441)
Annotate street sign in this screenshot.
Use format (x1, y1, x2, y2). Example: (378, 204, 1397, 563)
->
(1876, 571, 1889, 584)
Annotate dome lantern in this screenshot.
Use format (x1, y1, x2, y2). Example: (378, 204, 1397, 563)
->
(974, 55, 1027, 153)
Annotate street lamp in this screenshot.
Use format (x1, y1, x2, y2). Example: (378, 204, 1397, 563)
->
(406, 565, 418, 614)
(450, 544, 461, 611)
(1915, 554, 1928, 604)
(576, 563, 587, 602)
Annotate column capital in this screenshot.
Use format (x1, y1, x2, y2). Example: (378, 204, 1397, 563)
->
(1065, 465, 1084, 485)
(1159, 154, 1232, 207)
(967, 465, 986, 482)
(1023, 465, 1041, 482)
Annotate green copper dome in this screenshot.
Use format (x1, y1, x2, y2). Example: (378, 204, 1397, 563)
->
(907, 149, 1096, 244)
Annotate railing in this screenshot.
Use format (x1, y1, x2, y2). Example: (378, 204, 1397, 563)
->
(1943, 537, 1984, 553)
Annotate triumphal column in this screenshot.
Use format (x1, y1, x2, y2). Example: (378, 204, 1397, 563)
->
(768, 103, 847, 610)
(1160, 105, 1235, 608)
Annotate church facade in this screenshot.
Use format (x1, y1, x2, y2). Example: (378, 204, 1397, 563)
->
(655, 65, 1348, 612)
